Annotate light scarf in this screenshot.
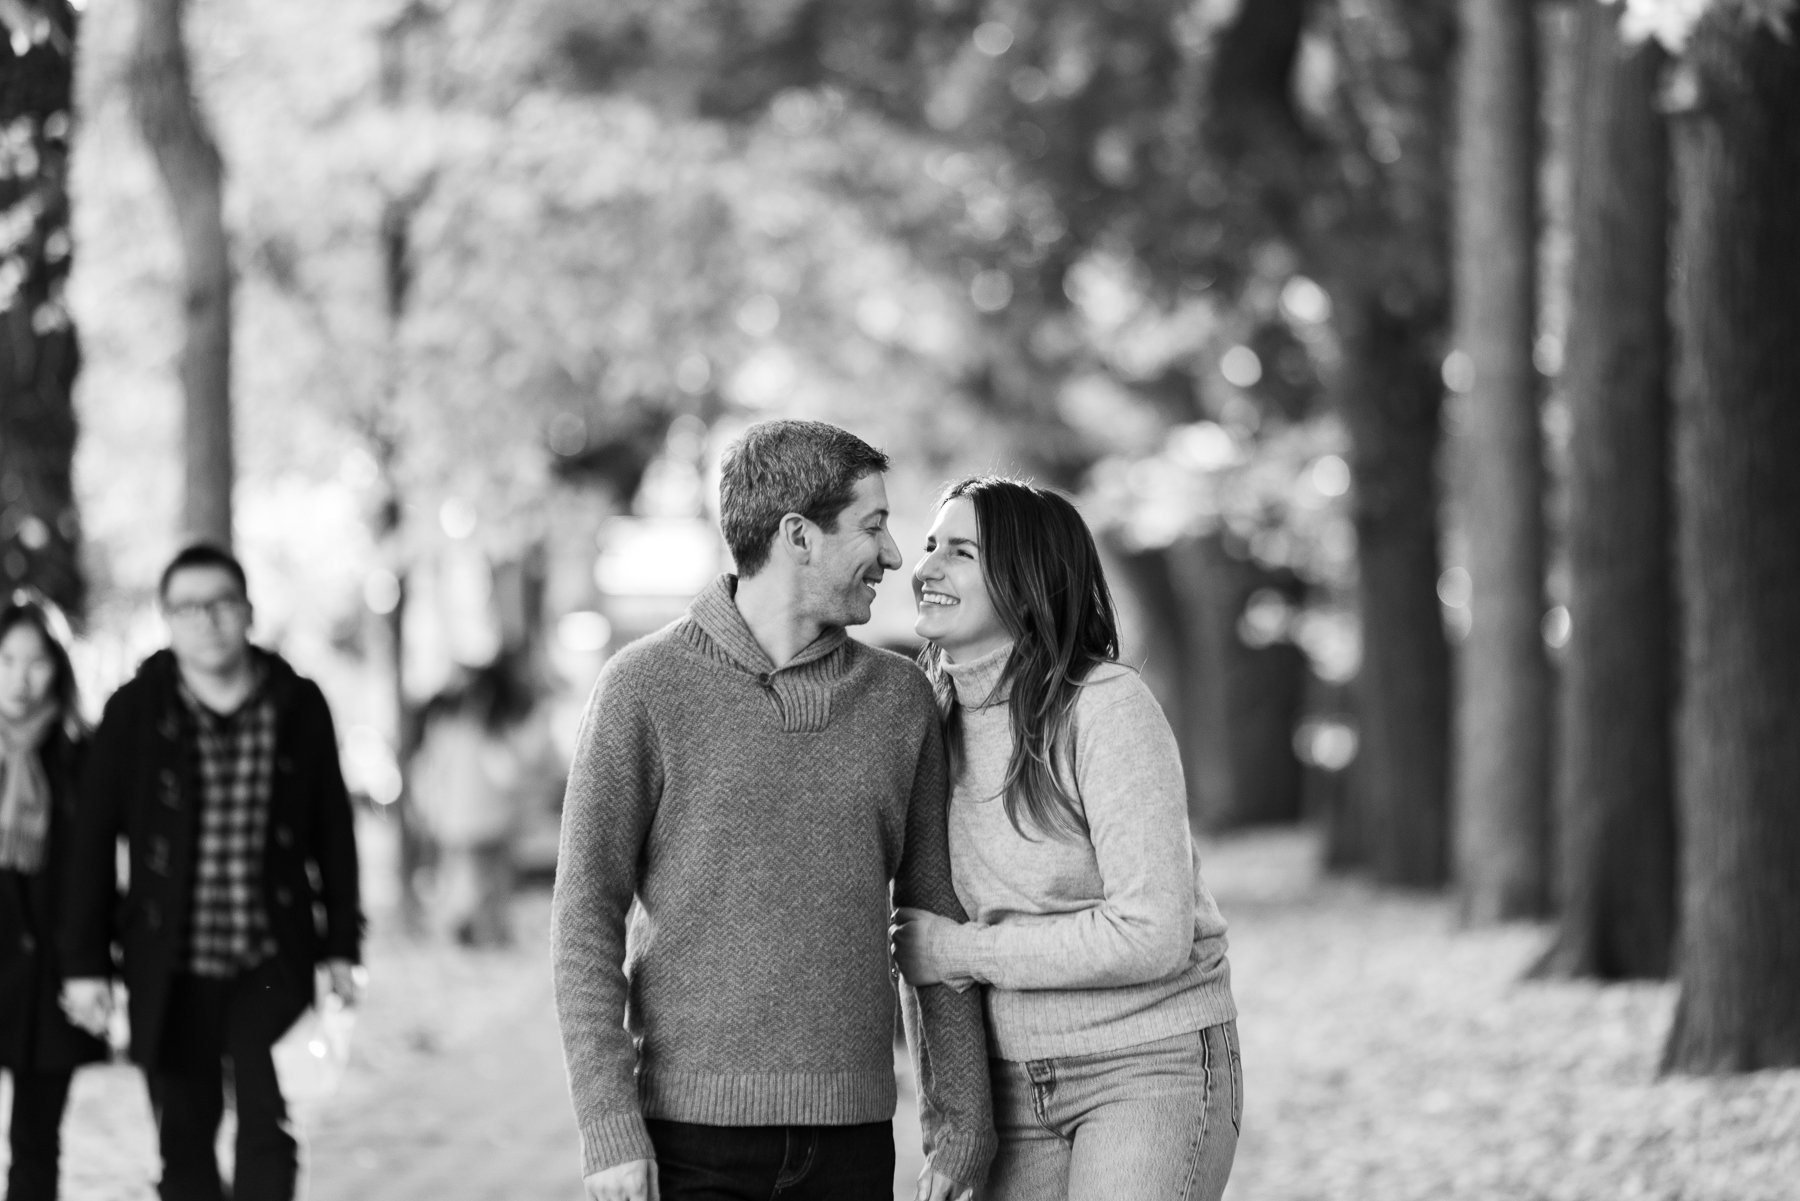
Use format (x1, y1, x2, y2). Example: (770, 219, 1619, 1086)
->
(0, 705, 58, 873)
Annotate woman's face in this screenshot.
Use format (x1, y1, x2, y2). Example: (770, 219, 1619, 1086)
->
(0, 622, 58, 723)
(913, 496, 1011, 662)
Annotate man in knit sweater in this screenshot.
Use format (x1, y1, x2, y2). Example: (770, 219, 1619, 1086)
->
(553, 421, 994, 1201)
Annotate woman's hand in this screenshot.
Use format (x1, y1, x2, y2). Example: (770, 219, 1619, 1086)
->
(890, 905, 959, 987)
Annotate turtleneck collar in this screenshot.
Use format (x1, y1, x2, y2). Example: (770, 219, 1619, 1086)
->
(688, 574, 848, 676)
(940, 642, 1014, 709)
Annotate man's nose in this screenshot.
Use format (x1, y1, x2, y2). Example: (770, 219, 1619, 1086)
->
(879, 529, 903, 571)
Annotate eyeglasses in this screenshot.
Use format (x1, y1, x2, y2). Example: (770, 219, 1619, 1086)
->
(165, 597, 249, 624)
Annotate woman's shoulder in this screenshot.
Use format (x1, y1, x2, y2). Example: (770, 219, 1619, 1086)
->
(1071, 661, 1168, 728)
(1074, 659, 1150, 701)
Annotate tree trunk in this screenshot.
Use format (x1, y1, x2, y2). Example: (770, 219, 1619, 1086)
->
(1660, 14, 1800, 1075)
(1301, 0, 1456, 888)
(128, 0, 232, 547)
(1335, 292, 1453, 887)
(1166, 534, 1307, 831)
(1535, 1, 1674, 981)
(1450, 0, 1551, 922)
(0, 1, 83, 614)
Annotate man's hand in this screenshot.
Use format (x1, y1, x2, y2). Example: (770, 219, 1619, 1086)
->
(322, 959, 366, 1006)
(585, 1159, 658, 1201)
(891, 905, 955, 987)
(914, 1166, 973, 1201)
(60, 977, 111, 1036)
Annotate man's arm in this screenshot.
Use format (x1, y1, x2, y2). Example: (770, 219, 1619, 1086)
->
(58, 690, 127, 981)
(552, 656, 664, 1180)
(305, 683, 364, 972)
(893, 716, 996, 1194)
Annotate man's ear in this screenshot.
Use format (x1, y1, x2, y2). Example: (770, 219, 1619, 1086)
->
(775, 512, 813, 563)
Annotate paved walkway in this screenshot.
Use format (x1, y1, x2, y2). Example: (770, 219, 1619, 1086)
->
(11, 887, 925, 1201)
(301, 961, 582, 1201)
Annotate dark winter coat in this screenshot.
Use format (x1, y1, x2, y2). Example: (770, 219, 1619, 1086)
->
(59, 648, 363, 1069)
(0, 727, 108, 1072)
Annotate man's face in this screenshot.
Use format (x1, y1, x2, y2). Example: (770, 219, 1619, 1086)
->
(799, 472, 903, 629)
(163, 565, 253, 675)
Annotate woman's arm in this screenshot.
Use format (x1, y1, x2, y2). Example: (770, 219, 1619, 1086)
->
(904, 675, 1198, 991)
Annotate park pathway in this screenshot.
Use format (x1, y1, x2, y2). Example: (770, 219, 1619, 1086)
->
(301, 971, 582, 1201)
(16, 881, 925, 1201)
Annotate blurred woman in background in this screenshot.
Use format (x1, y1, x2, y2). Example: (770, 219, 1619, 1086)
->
(0, 595, 104, 1201)
(892, 477, 1241, 1201)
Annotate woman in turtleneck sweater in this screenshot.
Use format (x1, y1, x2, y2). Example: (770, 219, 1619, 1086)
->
(892, 476, 1240, 1201)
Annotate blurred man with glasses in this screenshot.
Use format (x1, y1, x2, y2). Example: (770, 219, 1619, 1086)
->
(60, 543, 363, 1201)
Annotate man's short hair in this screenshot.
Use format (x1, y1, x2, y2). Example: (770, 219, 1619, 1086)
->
(159, 543, 249, 602)
(718, 421, 890, 577)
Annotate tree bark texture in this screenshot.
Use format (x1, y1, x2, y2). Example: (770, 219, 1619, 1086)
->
(128, 0, 232, 548)
(0, 1, 83, 614)
(1537, 2, 1674, 981)
(1662, 14, 1800, 1074)
(1450, 0, 1552, 923)
(1336, 293, 1453, 887)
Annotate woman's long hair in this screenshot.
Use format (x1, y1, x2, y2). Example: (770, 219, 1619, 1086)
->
(920, 477, 1120, 840)
(0, 592, 85, 740)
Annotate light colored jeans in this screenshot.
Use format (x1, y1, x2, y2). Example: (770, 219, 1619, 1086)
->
(983, 1021, 1242, 1201)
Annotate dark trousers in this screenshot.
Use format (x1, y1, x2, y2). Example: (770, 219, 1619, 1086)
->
(150, 961, 309, 1201)
(646, 1118, 895, 1201)
(6, 1067, 74, 1201)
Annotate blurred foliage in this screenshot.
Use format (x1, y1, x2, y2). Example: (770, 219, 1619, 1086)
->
(65, 0, 1468, 682)
(1606, 0, 1796, 50)
(0, 0, 82, 614)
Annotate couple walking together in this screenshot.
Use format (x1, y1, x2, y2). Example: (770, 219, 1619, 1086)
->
(554, 419, 1242, 1201)
(0, 547, 363, 1201)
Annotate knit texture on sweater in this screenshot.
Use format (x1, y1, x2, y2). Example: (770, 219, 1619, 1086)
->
(935, 645, 1237, 1060)
(552, 576, 994, 1182)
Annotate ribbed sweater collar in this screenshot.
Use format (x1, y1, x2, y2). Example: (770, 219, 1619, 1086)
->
(941, 642, 1014, 710)
(687, 574, 848, 676)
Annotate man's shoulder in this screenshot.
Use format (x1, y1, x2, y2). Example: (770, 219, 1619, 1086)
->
(846, 640, 936, 710)
(98, 652, 175, 721)
(591, 620, 703, 696)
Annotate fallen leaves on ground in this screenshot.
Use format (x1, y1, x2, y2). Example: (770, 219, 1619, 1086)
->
(1206, 830, 1800, 1201)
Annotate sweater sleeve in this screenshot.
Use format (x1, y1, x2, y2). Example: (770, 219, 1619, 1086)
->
(894, 715, 997, 1190)
(943, 676, 1198, 990)
(59, 689, 127, 980)
(302, 683, 364, 964)
(550, 657, 664, 1177)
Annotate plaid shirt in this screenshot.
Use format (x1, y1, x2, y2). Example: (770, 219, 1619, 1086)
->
(180, 678, 280, 977)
